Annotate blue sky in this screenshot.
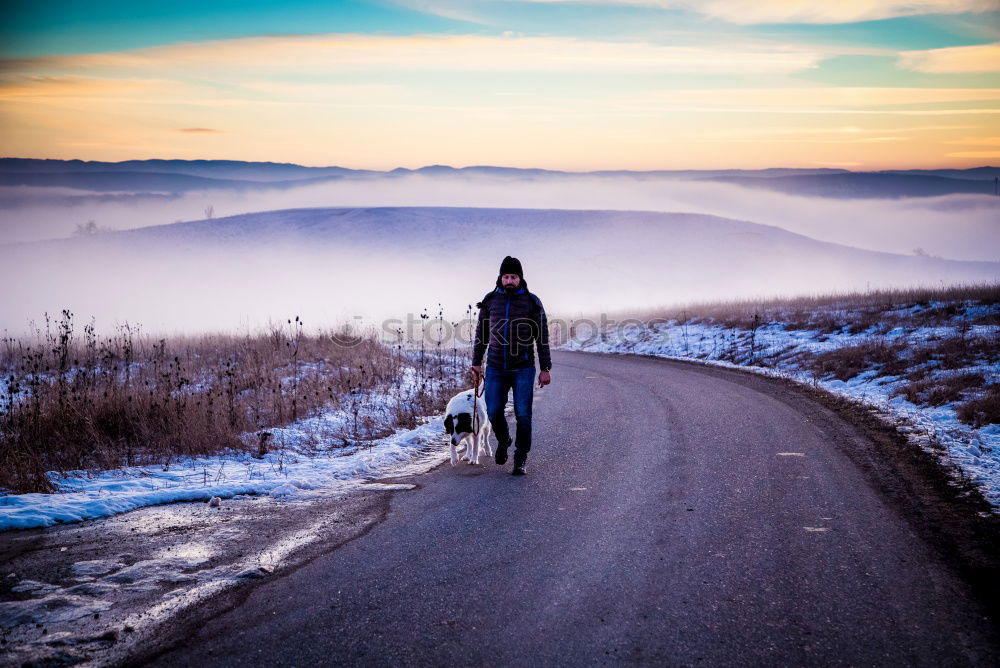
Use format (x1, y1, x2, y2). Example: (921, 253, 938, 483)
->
(1, 1, 469, 56)
(3, 1, 997, 56)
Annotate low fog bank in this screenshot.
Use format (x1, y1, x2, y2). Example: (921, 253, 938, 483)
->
(1, 207, 996, 336)
(1, 173, 998, 261)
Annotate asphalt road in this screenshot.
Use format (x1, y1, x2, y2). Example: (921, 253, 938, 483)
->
(149, 350, 998, 667)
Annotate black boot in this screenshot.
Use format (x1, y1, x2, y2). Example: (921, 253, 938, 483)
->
(512, 454, 527, 475)
(495, 436, 512, 466)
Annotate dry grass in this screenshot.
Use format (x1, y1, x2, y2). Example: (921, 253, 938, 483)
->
(0, 312, 464, 493)
(805, 339, 909, 381)
(957, 386, 1000, 429)
(557, 282, 1000, 336)
(908, 336, 998, 371)
(894, 372, 986, 407)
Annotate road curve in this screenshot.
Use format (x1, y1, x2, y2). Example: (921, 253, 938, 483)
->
(148, 350, 998, 667)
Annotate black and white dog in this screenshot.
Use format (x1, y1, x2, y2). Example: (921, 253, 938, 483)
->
(444, 382, 493, 466)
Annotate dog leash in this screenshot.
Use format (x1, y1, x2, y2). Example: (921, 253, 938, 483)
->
(471, 368, 485, 434)
(469, 302, 485, 435)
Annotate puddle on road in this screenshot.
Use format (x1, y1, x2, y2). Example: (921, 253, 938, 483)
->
(123, 508, 206, 535)
(362, 483, 416, 491)
(70, 560, 125, 577)
(0, 594, 114, 629)
(151, 542, 216, 563)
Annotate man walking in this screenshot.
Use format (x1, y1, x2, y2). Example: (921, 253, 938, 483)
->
(470, 256, 551, 475)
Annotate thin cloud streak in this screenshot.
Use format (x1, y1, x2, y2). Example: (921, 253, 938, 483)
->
(622, 87, 1000, 108)
(0, 34, 826, 75)
(505, 0, 998, 24)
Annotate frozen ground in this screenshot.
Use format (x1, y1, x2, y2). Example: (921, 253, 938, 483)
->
(560, 300, 1000, 509)
(0, 479, 403, 666)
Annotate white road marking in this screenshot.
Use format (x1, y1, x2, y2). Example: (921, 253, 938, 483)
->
(804, 527, 831, 532)
(777, 452, 806, 457)
(569, 487, 587, 491)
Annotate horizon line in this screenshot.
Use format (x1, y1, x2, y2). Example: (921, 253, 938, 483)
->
(1, 156, 998, 174)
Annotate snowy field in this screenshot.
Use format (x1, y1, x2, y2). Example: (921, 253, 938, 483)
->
(560, 300, 1000, 509)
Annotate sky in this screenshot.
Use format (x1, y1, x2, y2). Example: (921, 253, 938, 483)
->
(1, 0, 998, 170)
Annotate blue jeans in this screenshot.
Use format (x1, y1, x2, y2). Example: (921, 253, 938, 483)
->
(484, 364, 535, 465)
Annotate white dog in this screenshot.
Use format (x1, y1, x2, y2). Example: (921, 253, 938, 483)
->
(444, 383, 493, 466)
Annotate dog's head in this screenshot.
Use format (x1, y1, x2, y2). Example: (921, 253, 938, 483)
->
(444, 412, 475, 446)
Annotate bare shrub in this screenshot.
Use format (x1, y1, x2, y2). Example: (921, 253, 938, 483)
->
(73, 220, 112, 236)
(957, 386, 1000, 428)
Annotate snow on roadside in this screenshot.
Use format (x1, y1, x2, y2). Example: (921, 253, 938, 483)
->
(560, 314, 1000, 509)
(0, 368, 458, 531)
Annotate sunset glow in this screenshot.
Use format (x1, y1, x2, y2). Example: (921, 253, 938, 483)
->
(1, 1, 997, 169)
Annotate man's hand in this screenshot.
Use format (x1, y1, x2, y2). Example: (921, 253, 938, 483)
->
(538, 370, 551, 388)
(470, 366, 483, 384)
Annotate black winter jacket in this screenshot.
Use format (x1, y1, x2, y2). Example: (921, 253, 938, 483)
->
(472, 281, 551, 372)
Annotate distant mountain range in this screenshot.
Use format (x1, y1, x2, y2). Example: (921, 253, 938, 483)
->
(710, 172, 996, 198)
(1, 159, 997, 198)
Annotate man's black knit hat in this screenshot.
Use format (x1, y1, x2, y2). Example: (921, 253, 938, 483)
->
(499, 256, 523, 279)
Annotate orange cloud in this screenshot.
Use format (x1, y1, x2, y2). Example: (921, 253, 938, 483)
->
(899, 42, 1000, 73)
(0, 76, 157, 99)
(946, 150, 1000, 157)
(946, 136, 1000, 145)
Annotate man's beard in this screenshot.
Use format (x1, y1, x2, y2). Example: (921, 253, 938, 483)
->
(503, 283, 518, 292)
